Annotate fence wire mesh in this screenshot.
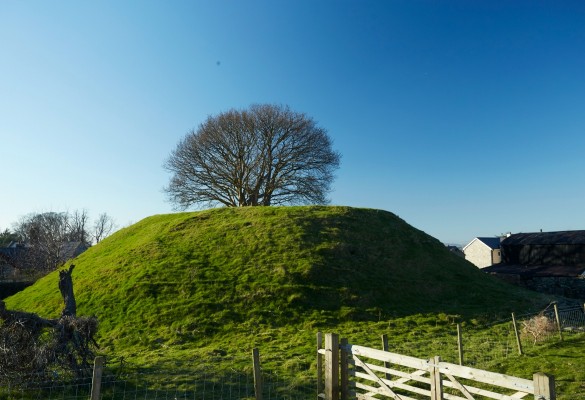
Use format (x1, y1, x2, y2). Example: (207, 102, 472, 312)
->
(373, 304, 585, 369)
(0, 306, 582, 399)
(0, 356, 316, 400)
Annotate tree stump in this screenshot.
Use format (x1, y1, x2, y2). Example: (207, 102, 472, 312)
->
(59, 264, 77, 317)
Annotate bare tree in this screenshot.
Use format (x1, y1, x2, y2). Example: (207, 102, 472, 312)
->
(92, 213, 116, 243)
(11, 210, 104, 273)
(13, 212, 70, 272)
(0, 229, 18, 247)
(8, 210, 115, 274)
(164, 104, 341, 208)
(67, 209, 91, 245)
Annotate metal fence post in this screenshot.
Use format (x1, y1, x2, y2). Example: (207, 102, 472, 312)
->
(381, 334, 390, 379)
(340, 337, 349, 400)
(317, 332, 324, 398)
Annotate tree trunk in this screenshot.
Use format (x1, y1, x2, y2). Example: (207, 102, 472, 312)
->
(59, 264, 77, 317)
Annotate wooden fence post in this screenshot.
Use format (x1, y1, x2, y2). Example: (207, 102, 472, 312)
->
(553, 303, 563, 341)
(340, 337, 349, 400)
(252, 348, 263, 400)
(511, 312, 523, 355)
(456, 324, 464, 365)
(430, 356, 443, 400)
(381, 334, 390, 379)
(534, 372, 555, 400)
(324, 333, 339, 400)
(317, 332, 324, 398)
(90, 356, 105, 400)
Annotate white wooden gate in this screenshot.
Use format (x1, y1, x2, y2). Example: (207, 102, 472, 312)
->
(317, 333, 555, 400)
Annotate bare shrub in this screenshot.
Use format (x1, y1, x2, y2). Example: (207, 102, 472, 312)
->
(521, 314, 557, 344)
(0, 265, 98, 385)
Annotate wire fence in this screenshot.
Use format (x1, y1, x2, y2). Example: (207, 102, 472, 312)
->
(372, 304, 585, 369)
(467, 303, 585, 367)
(0, 355, 315, 400)
(0, 305, 583, 399)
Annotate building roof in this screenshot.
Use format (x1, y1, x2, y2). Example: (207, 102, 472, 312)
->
(446, 245, 464, 257)
(0, 247, 19, 258)
(0, 246, 23, 266)
(502, 230, 585, 246)
(464, 237, 501, 251)
(0, 242, 88, 266)
(60, 241, 89, 260)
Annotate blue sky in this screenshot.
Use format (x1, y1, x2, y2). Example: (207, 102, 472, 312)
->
(1, 1, 584, 245)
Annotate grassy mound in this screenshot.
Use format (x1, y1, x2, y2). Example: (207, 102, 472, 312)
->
(5, 206, 548, 362)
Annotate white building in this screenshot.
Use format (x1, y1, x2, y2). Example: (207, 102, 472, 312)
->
(463, 237, 502, 268)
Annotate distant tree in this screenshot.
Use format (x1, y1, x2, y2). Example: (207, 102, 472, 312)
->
(92, 213, 116, 243)
(13, 212, 70, 272)
(66, 209, 91, 246)
(10, 210, 116, 273)
(164, 104, 341, 208)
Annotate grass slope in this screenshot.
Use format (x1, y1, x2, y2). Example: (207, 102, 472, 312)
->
(6, 206, 549, 362)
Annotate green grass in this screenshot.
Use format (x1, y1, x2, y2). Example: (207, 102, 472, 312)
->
(492, 333, 585, 396)
(6, 206, 579, 396)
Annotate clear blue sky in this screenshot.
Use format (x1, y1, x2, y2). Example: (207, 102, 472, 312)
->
(1, 1, 584, 245)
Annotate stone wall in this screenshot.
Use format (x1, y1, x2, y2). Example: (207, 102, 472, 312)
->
(490, 273, 585, 300)
(526, 276, 585, 300)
